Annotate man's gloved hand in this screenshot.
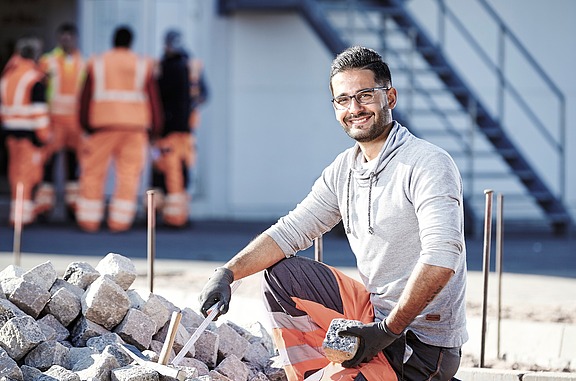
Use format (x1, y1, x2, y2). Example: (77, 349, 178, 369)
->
(339, 320, 402, 368)
(198, 267, 234, 319)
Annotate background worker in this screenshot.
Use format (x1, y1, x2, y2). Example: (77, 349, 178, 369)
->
(198, 46, 467, 381)
(150, 29, 208, 227)
(77, 25, 162, 232)
(35, 23, 85, 221)
(0, 37, 50, 226)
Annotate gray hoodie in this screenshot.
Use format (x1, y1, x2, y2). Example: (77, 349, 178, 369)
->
(265, 122, 468, 348)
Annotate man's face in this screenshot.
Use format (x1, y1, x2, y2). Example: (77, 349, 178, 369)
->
(331, 69, 396, 143)
(59, 32, 77, 53)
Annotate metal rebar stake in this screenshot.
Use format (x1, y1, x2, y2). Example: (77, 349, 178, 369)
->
(147, 190, 156, 293)
(12, 182, 24, 266)
(480, 189, 493, 368)
(496, 193, 504, 359)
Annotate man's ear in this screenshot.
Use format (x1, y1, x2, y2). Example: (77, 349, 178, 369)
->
(387, 87, 398, 109)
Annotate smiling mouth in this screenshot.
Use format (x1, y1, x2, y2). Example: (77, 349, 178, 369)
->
(347, 113, 372, 126)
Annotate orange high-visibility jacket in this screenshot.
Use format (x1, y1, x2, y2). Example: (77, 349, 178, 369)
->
(0, 58, 49, 134)
(39, 47, 85, 116)
(87, 48, 153, 129)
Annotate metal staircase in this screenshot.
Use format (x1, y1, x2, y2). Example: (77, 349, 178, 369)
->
(219, 0, 572, 235)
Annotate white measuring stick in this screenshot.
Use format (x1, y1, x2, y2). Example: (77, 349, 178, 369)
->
(172, 280, 241, 365)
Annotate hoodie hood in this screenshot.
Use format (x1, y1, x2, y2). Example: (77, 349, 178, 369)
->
(344, 121, 412, 234)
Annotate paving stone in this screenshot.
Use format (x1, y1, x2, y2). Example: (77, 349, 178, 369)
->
(176, 357, 209, 376)
(21, 261, 57, 292)
(63, 261, 100, 290)
(82, 275, 130, 330)
(207, 370, 233, 381)
(114, 308, 156, 351)
(245, 322, 276, 356)
(69, 316, 110, 347)
(111, 364, 159, 381)
(41, 364, 81, 381)
(249, 372, 270, 381)
(96, 253, 137, 291)
(67, 346, 97, 371)
(37, 314, 70, 341)
(0, 347, 22, 380)
(263, 357, 288, 381)
(86, 332, 124, 352)
(20, 365, 42, 380)
(193, 329, 219, 368)
(149, 340, 169, 361)
(75, 351, 120, 381)
(50, 279, 85, 299)
(180, 308, 205, 329)
(0, 298, 26, 326)
(6, 278, 51, 318)
(0, 315, 46, 360)
(44, 287, 82, 326)
(102, 344, 133, 368)
(243, 342, 272, 370)
(24, 340, 69, 371)
(37, 319, 57, 342)
(0, 265, 25, 278)
(215, 354, 249, 381)
(215, 323, 250, 360)
(127, 289, 171, 334)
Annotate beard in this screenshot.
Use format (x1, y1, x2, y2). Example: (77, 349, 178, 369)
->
(342, 107, 392, 143)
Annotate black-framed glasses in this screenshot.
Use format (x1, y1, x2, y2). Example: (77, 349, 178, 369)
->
(331, 86, 390, 110)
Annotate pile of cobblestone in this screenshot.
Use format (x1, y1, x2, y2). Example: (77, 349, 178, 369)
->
(0, 253, 287, 381)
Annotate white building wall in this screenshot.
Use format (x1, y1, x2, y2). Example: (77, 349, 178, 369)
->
(78, 0, 576, 223)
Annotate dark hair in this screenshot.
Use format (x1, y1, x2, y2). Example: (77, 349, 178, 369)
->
(329, 46, 392, 90)
(113, 26, 133, 48)
(16, 37, 42, 60)
(57, 23, 77, 35)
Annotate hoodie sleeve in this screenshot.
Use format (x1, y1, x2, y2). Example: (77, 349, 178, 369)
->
(409, 148, 465, 270)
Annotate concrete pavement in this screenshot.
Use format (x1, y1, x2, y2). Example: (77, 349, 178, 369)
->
(1, 218, 575, 380)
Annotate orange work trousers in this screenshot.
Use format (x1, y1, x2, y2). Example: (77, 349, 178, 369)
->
(36, 114, 83, 215)
(76, 129, 147, 232)
(151, 131, 195, 226)
(47, 114, 82, 155)
(6, 136, 45, 225)
(263, 256, 397, 381)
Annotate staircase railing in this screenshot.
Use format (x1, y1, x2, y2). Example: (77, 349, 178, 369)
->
(428, 0, 566, 204)
(218, 0, 571, 233)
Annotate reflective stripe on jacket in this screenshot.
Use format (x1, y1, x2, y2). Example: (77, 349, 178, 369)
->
(88, 48, 152, 129)
(40, 47, 85, 116)
(0, 59, 49, 131)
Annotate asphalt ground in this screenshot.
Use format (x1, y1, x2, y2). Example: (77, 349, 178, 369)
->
(0, 218, 575, 278)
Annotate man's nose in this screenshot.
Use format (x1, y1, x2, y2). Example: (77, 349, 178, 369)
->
(348, 97, 364, 113)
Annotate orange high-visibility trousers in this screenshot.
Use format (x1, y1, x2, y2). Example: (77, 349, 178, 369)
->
(263, 256, 397, 381)
(6, 137, 45, 225)
(151, 131, 194, 226)
(35, 113, 83, 215)
(76, 129, 147, 232)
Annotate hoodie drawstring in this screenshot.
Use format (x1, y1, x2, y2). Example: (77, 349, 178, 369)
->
(368, 172, 375, 235)
(345, 169, 375, 235)
(345, 169, 352, 234)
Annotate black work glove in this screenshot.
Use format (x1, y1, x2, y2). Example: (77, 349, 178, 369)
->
(198, 267, 234, 319)
(339, 320, 402, 368)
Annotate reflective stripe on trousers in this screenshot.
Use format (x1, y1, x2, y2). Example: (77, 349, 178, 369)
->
(6, 137, 44, 225)
(263, 256, 397, 381)
(77, 130, 147, 232)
